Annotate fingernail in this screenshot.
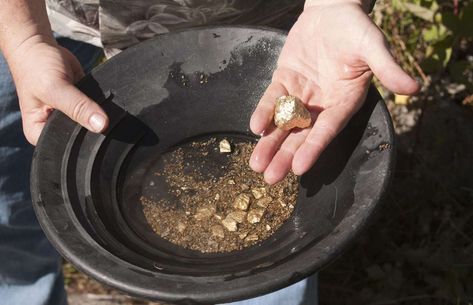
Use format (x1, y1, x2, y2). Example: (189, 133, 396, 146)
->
(89, 113, 106, 132)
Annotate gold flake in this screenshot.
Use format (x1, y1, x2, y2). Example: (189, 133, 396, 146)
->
(222, 217, 238, 232)
(233, 193, 251, 211)
(194, 207, 214, 220)
(177, 221, 187, 233)
(211, 225, 225, 238)
(247, 208, 265, 224)
(251, 187, 266, 199)
(239, 232, 248, 240)
(227, 211, 247, 223)
(256, 196, 273, 208)
(245, 234, 259, 242)
(219, 139, 232, 153)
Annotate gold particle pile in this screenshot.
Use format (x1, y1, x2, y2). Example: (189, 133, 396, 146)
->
(140, 138, 299, 253)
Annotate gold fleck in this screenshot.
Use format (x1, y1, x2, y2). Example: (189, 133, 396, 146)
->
(227, 211, 247, 223)
(234, 193, 251, 211)
(177, 221, 187, 233)
(245, 234, 259, 242)
(256, 196, 273, 208)
(251, 187, 266, 199)
(274, 95, 311, 130)
(194, 207, 214, 220)
(228, 179, 236, 185)
(247, 208, 265, 224)
(240, 184, 250, 191)
(239, 232, 248, 240)
(219, 139, 232, 153)
(161, 228, 170, 237)
(222, 217, 238, 232)
(211, 225, 225, 238)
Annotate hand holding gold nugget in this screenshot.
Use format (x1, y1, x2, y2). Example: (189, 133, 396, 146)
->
(273, 95, 311, 130)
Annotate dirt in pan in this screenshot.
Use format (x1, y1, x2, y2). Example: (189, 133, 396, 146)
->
(140, 137, 299, 253)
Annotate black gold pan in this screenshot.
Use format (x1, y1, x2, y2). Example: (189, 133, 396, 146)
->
(31, 26, 395, 304)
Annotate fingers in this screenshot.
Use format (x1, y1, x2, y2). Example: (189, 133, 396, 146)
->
(38, 79, 108, 133)
(250, 82, 287, 135)
(263, 129, 310, 185)
(292, 103, 358, 176)
(365, 33, 420, 95)
(250, 126, 289, 173)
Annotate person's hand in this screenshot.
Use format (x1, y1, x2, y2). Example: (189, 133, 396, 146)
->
(249, 1, 419, 184)
(7, 35, 108, 145)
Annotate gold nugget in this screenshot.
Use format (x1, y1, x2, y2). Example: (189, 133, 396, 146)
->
(274, 95, 311, 130)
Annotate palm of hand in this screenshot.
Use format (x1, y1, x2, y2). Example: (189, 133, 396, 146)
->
(249, 4, 419, 184)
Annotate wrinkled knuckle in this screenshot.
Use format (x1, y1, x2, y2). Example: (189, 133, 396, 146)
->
(69, 98, 90, 122)
(317, 123, 337, 140)
(306, 138, 324, 151)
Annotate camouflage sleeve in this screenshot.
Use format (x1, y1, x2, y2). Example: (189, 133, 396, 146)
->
(47, 0, 304, 52)
(46, 0, 102, 47)
(99, 0, 303, 51)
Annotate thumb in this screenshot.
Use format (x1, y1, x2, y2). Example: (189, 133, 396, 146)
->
(43, 80, 109, 133)
(365, 34, 420, 95)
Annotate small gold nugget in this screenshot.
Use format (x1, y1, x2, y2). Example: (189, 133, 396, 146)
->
(274, 95, 311, 130)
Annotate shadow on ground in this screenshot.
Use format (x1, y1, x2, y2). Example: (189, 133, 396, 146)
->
(319, 99, 473, 305)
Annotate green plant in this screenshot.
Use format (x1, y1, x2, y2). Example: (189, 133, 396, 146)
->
(375, 0, 473, 90)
